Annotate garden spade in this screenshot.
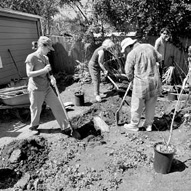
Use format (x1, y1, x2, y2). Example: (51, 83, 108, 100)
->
(115, 81, 132, 125)
(54, 84, 81, 139)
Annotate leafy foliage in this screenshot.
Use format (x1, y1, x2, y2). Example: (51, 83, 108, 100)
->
(1, 0, 190, 49)
(59, 0, 81, 6)
(93, 0, 191, 40)
(0, 0, 86, 35)
(0, 0, 60, 35)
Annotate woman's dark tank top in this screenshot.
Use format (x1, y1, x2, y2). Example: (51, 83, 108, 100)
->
(89, 46, 113, 68)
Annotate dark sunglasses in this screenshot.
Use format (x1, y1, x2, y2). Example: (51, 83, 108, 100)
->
(43, 44, 51, 50)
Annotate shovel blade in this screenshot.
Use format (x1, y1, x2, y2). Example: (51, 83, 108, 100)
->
(115, 111, 120, 126)
(71, 129, 81, 139)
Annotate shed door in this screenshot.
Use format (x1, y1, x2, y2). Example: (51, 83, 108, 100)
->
(0, 16, 40, 85)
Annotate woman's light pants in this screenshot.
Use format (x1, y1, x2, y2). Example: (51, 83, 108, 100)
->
(89, 64, 101, 96)
(29, 87, 70, 130)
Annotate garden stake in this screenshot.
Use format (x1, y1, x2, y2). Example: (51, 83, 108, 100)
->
(167, 81, 185, 146)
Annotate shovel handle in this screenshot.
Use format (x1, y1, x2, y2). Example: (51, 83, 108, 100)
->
(117, 81, 132, 111)
(54, 84, 82, 139)
(54, 85, 70, 122)
(115, 81, 132, 125)
(107, 76, 119, 90)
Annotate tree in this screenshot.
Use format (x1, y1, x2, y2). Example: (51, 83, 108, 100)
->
(93, 0, 191, 45)
(59, 0, 90, 25)
(0, 0, 96, 38)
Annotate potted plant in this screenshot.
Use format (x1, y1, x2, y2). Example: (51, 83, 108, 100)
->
(153, 85, 185, 174)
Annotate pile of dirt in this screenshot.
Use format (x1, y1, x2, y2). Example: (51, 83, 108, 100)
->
(0, 137, 49, 189)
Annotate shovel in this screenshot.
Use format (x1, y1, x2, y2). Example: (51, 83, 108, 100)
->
(115, 81, 132, 125)
(54, 84, 81, 139)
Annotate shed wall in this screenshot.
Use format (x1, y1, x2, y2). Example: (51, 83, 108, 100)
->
(0, 13, 41, 85)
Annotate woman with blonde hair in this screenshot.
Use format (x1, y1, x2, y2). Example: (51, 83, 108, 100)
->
(88, 38, 115, 102)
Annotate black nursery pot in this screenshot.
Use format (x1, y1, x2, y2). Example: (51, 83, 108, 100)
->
(74, 91, 84, 106)
(153, 142, 175, 174)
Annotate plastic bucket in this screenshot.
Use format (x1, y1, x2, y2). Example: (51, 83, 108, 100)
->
(153, 142, 175, 174)
(74, 92, 84, 106)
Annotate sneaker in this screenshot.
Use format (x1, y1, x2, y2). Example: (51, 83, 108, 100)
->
(29, 126, 39, 135)
(29, 125, 38, 131)
(95, 95, 102, 102)
(146, 125, 152, 132)
(29, 129, 39, 135)
(124, 124, 139, 132)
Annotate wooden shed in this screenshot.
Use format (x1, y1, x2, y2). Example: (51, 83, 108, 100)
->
(0, 8, 42, 86)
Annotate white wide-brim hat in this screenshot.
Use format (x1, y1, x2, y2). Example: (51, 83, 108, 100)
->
(121, 38, 137, 53)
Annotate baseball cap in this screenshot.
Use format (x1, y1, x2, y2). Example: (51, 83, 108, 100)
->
(38, 36, 54, 51)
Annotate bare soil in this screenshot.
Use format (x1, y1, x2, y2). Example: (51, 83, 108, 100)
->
(0, 80, 191, 191)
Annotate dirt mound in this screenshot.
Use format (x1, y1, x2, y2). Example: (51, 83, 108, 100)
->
(0, 137, 49, 189)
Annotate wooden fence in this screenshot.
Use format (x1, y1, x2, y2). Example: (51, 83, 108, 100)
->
(49, 35, 85, 74)
(49, 35, 191, 78)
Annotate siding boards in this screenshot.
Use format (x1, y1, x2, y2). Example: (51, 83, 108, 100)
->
(0, 39, 37, 46)
(0, 9, 41, 85)
(0, 26, 37, 34)
(0, 17, 37, 29)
